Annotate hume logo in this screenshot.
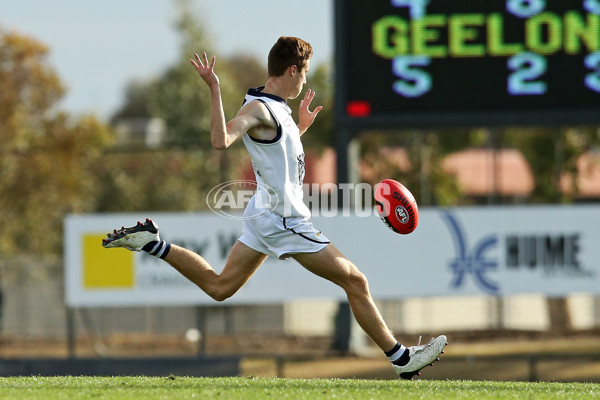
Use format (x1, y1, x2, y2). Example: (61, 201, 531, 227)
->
(505, 233, 589, 277)
(441, 211, 499, 294)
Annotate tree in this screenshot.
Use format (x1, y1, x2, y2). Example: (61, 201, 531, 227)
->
(0, 29, 112, 255)
(226, 54, 268, 94)
(109, 80, 153, 123)
(503, 127, 598, 203)
(142, 0, 243, 147)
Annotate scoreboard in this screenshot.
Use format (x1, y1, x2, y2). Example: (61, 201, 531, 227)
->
(334, 0, 600, 127)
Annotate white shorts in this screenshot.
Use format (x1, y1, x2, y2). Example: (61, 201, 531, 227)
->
(239, 199, 330, 259)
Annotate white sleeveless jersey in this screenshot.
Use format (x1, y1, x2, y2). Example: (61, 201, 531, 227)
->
(241, 87, 310, 218)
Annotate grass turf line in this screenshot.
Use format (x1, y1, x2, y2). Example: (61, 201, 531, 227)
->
(0, 376, 598, 400)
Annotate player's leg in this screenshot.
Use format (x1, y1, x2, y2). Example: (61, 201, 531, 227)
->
(292, 243, 397, 351)
(164, 240, 267, 302)
(292, 243, 447, 379)
(102, 219, 267, 302)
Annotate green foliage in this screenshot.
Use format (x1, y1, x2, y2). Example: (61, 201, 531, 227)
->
(225, 54, 267, 94)
(0, 376, 598, 400)
(503, 127, 596, 203)
(93, 147, 249, 213)
(110, 80, 153, 123)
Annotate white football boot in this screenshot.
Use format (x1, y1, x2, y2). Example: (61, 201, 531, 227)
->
(393, 335, 448, 379)
(102, 218, 159, 251)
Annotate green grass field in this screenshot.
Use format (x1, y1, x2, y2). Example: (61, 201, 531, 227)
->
(0, 376, 598, 400)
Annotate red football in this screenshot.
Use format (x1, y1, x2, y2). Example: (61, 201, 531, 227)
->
(374, 179, 419, 234)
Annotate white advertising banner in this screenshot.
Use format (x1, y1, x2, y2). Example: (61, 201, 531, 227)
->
(65, 206, 600, 307)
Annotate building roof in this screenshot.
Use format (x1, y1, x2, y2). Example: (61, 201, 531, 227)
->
(442, 148, 535, 197)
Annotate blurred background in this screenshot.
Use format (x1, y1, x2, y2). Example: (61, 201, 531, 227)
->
(1, 0, 600, 381)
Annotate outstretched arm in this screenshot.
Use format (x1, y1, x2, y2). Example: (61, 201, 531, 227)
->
(190, 52, 254, 149)
(297, 89, 323, 136)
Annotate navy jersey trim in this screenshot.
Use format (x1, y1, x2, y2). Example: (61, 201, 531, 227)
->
(245, 99, 282, 144)
(247, 86, 287, 104)
(283, 218, 331, 244)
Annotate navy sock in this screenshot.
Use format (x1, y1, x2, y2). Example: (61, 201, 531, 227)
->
(385, 342, 410, 366)
(142, 240, 171, 259)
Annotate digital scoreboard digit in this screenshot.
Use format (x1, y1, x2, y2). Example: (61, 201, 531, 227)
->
(335, 0, 600, 127)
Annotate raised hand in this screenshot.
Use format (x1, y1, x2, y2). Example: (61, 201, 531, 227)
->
(298, 89, 323, 134)
(190, 52, 220, 89)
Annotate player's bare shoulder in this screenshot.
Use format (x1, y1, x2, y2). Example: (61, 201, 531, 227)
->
(239, 100, 275, 126)
(239, 99, 278, 141)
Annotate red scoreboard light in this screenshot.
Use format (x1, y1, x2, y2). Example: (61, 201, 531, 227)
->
(334, 0, 600, 128)
(346, 101, 372, 117)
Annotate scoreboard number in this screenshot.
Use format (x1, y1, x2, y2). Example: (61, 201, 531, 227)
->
(392, 55, 432, 97)
(585, 51, 600, 92)
(584, 0, 600, 14)
(507, 53, 547, 96)
(392, 0, 430, 19)
(506, 0, 546, 18)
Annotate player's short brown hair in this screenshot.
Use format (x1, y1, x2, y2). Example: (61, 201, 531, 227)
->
(268, 37, 313, 77)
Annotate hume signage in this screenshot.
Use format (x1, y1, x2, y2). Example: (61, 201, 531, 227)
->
(437, 209, 594, 296)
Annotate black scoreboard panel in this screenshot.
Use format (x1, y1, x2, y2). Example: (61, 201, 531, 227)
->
(335, 0, 600, 127)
